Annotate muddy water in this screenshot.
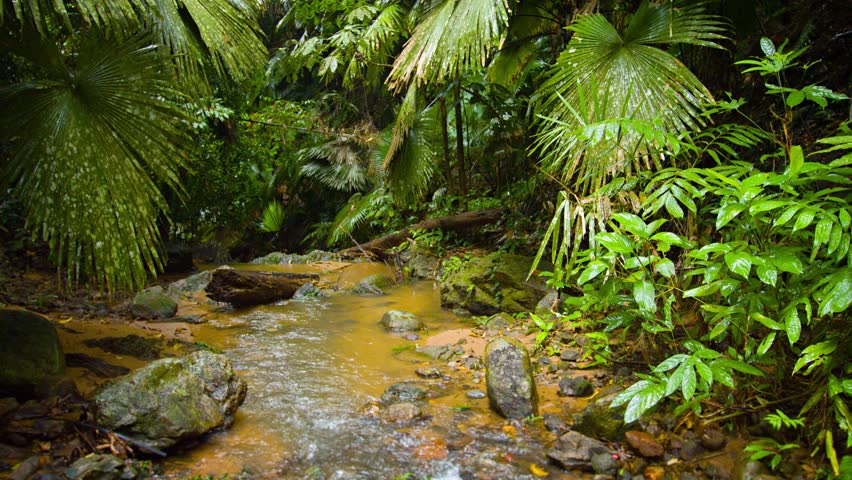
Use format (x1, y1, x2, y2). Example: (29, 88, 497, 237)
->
(164, 263, 524, 479)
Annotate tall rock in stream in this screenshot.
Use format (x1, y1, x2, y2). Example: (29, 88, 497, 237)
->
(484, 337, 537, 419)
(94, 351, 247, 449)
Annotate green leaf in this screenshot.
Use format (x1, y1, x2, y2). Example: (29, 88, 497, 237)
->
(757, 331, 776, 356)
(634, 279, 656, 314)
(774, 205, 803, 226)
(752, 312, 782, 330)
(711, 362, 734, 387)
(760, 37, 776, 56)
(771, 251, 804, 274)
(656, 258, 676, 278)
(724, 252, 753, 278)
(684, 282, 720, 298)
(749, 200, 788, 214)
(756, 265, 778, 286)
(624, 381, 666, 424)
(716, 203, 746, 229)
(786, 90, 805, 108)
(665, 194, 684, 219)
(793, 341, 837, 375)
(715, 359, 765, 377)
(651, 232, 694, 248)
(695, 360, 713, 389)
(818, 269, 852, 316)
(596, 232, 634, 254)
(784, 308, 801, 345)
(654, 354, 689, 373)
(577, 260, 609, 285)
(613, 213, 650, 238)
(792, 208, 816, 232)
(681, 360, 697, 399)
(839, 209, 851, 229)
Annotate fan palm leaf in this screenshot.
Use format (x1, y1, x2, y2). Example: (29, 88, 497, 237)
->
(535, 0, 728, 192)
(386, 0, 511, 90)
(4, 0, 266, 90)
(0, 33, 190, 291)
(374, 104, 439, 205)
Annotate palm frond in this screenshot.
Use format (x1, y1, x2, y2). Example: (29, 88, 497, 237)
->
(535, 0, 728, 192)
(487, 0, 556, 88)
(375, 105, 439, 205)
(0, 33, 190, 291)
(387, 0, 510, 89)
(327, 189, 391, 247)
(259, 201, 286, 233)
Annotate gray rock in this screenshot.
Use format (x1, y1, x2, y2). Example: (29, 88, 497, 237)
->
(383, 402, 423, 423)
(573, 399, 627, 441)
(701, 427, 727, 451)
(353, 274, 394, 295)
(547, 431, 612, 471)
(380, 382, 427, 404)
(380, 310, 424, 332)
(171, 315, 205, 324)
(592, 451, 618, 474)
(484, 336, 537, 419)
(94, 351, 247, 448)
(9, 456, 41, 480)
(543, 413, 567, 433)
(65, 454, 125, 480)
(560, 349, 580, 361)
(166, 269, 214, 298)
(536, 290, 560, 314)
(559, 376, 593, 397)
(292, 282, 322, 299)
(129, 286, 177, 320)
(485, 313, 513, 331)
(403, 253, 440, 280)
(439, 253, 550, 315)
(0, 309, 65, 398)
(465, 390, 486, 399)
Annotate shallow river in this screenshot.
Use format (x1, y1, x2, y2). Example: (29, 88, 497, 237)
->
(162, 263, 557, 480)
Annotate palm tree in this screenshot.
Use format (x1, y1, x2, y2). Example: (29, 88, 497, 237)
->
(0, 0, 266, 291)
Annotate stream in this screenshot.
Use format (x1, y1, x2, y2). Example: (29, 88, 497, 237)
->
(160, 262, 563, 480)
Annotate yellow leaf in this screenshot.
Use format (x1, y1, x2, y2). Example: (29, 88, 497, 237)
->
(113, 355, 123, 360)
(529, 463, 549, 477)
(59, 317, 73, 324)
(173, 344, 182, 351)
(502, 425, 517, 437)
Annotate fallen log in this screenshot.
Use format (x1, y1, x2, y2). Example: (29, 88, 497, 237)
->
(339, 207, 504, 258)
(205, 269, 319, 307)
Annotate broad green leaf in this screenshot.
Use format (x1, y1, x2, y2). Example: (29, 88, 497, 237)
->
(724, 251, 753, 278)
(651, 232, 694, 248)
(752, 312, 782, 330)
(840, 209, 851, 229)
(749, 200, 788, 214)
(711, 362, 734, 387)
(654, 354, 688, 373)
(634, 279, 656, 313)
(715, 359, 765, 376)
(814, 217, 833, 246)
(596, 232, 634, 254)
(681, 361, 697, 399)
(695, 360, 713, 389)
(784, 308, 801, 345)
(774, 205, 803, 226)
(792, 208, 816, 232)
(716, 203, 746, 229)
(760, 37, 775, 56)
(577, 260, 609, 285)
(695, 348, 721, 359)
(757, 331, 776, 356)
(665, 194, 684, 219)
(818, 269, 852, 316)
(624, 381, 666, 424)
(624, 256, 652, 269)
(656, 258, 676, 278)
(613, 213, 649, 238)
(756, 265, 778, 286)
(786, 90, 805, 108)
(684, 282, 720, 298)
(666, 362, 686, 396)
(771, 252, 804, 274)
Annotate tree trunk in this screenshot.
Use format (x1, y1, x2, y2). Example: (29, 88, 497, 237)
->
(454, 83, 467, 196)
(439, 97, 454, 195)
(339, 207, 504, 258)
(206, 269, 319, 307)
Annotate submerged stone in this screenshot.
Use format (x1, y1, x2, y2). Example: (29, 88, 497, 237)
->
(353, 274, 394, 295)
(484, 336, 537, 419)
(380, 310, 424, 332)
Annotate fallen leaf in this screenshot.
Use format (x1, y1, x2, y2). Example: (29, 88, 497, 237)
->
(502, 425, 517, 437)
(59, 317, 73, 324)
(529, 463, 549, 477)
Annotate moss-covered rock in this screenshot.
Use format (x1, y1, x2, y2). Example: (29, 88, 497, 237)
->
(484, 336, 537, 419)
(353, 274, 394, 295)
(439, 253, 549, 315)
(129, 287, 177, 320)
(94, 351, 247, 449)
(0, 309, 65, 398)
(380, 310, 424, 332)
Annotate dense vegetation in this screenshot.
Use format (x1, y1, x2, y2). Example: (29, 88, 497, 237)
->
(1, 0, 849, 476)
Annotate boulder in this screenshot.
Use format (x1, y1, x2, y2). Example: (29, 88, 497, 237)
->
(353, 274, 394, 295)
(205, 269, 318, 307)
(380, 382, 427, 404)
(94, 351, 247, 449)
(484, 336, 537, 419)
(380, 310, 424, 332)
(558, 376, 593, 397)
(0, 309, 66, 398)
(292, 282, 322, 300)
(484, 312, 513, 331)
(547, 431, 612, 471)
(129, 287, 177, 320)
(402, 252, 440, 280)
(439, 253, 549, 315)
(166, 269, 215, 298)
